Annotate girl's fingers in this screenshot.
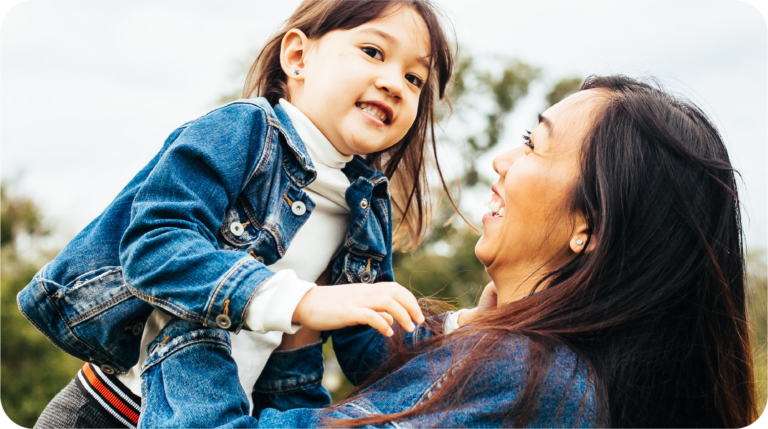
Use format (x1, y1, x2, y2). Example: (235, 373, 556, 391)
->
(366, 296, 416, 332)
(369, 283, 425, 324)
(357, 309, 394, 337)
(389, 286, 425, 324)
(377, 312, 394, 325)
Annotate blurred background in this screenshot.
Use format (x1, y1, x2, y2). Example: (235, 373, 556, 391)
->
(1, 0, 766, 426)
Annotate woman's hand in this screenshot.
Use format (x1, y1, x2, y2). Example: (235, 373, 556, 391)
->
(291, 282, 425, 337)
(458, 282, 498, 327)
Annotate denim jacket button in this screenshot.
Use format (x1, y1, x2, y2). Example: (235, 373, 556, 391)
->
(229, 221, 245, 236)
(131, 322, 144, 336)
(360, 270, 373, 283)
(100, 364, 115, 375)
(291, 201, 306, 216)
(216, 314, 232, 329)
(360, 198, 369, 209)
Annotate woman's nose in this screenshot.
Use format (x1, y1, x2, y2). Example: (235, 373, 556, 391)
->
(493, 146, 526, 177)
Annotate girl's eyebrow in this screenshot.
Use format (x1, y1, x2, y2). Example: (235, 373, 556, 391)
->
(359, 28, 398, 46)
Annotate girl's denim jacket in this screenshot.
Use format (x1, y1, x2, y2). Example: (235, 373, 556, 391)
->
(139, 319, 597, 428)
(16, 98, 394, 375)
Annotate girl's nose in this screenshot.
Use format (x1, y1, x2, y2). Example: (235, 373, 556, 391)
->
(376, 68, 404, 101)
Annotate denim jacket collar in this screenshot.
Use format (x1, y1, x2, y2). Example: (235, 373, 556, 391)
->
(271, 100, 390, 198)
(271, 101, 317, 188)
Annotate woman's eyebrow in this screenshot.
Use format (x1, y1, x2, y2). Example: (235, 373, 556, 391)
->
(538, 113, 554, 136)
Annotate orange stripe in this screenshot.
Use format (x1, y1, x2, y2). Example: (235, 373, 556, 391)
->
(83, 364, 139, 424)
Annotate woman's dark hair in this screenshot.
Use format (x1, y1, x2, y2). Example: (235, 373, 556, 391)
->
(335, 75, 756, 427)
(242, 0, 462, 251)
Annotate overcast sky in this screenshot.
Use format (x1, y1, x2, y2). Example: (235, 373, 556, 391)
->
(1, 0, 766, 255)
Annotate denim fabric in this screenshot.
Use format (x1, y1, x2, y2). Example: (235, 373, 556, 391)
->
(251, 341, 330, 415)
(17, 98, 394, 375)
(140, 319, 597, 428)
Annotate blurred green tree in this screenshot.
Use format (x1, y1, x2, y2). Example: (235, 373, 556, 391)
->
(747, 250, 767, 414)
(1, 184, 82, 427)
(545, 76, 582, 108)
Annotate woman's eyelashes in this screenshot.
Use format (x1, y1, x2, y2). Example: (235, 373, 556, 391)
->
(523, 130, 534, 150)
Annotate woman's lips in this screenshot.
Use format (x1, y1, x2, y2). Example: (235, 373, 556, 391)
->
(483, 192, 505, 217)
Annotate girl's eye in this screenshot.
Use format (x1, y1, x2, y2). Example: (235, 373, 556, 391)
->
(405, 73, 424, 88)
(523, 130, 534, 150)
(362, 47, 383, 61)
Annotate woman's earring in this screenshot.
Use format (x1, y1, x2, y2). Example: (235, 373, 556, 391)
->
(294, 70, 300, 75)
(576, 239, 584, 245)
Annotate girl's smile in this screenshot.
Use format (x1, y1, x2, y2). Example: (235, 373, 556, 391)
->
(356, 101, 392, 126)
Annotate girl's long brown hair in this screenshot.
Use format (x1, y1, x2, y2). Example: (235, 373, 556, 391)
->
(334, 76, 757, 427)
(242, 0, 462, 251)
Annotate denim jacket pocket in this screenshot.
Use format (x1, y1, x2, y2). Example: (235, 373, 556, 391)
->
(220, 197, 266, 249)
(342, 253, 381, 284)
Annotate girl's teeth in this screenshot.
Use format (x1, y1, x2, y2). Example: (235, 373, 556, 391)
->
(483, 195, 493, 206)
(490, 200, 501, 214)
(498, 207, 505, 217)
(360, 103, 387, 122)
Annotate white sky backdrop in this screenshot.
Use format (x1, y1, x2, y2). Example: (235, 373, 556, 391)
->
(1, 0, 766, 254)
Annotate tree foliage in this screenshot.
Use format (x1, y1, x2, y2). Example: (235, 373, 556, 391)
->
(545, 76, 582, 108)
(1, 184, 82, 427)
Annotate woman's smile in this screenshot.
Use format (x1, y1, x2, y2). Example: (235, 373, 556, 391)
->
(482, 185, 506, 221)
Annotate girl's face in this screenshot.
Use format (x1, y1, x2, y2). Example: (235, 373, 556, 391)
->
(475, 90, 605, 302)
(284, 6, 430, 156)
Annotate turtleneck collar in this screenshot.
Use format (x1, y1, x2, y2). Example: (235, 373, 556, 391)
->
(278, 99, 353, 170)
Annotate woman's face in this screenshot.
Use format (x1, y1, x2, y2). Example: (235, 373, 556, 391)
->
(475, 90, 605, 298)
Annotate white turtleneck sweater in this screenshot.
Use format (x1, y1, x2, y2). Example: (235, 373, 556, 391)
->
(116, 99, 353, 413)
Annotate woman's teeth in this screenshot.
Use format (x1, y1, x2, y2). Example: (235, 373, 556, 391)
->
(484, 194, 505, 217)
(358, 102, 388, 123)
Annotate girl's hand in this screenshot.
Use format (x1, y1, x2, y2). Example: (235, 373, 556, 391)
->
(291, 283, 425, 337)
(458, 282, 498, 327)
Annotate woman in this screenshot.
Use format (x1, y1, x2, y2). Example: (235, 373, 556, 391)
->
(138, 75, 757, 428)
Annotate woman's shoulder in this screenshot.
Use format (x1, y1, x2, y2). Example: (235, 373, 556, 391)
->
(450, 332, 597, 426)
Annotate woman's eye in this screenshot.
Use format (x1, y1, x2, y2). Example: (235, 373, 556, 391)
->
(362, 47, 383, 61)
(405, 74, 424, 88)
(523, 130, 534, 150)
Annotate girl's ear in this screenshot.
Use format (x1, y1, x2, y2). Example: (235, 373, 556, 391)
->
(280, 29, 310, 83)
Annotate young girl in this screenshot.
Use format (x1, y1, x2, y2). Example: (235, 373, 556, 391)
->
(21, 1, 456, 427)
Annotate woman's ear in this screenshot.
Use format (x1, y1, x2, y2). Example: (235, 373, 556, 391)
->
(569, 215, 593, 254)
(280, 29, 309, 84)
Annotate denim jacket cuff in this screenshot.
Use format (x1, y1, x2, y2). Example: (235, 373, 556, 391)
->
(204, 256, 275, 333)
(140, 319, 230, 375)
(254, 340, 324, 393)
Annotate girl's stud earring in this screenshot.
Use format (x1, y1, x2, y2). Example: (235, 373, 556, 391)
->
(576, 239, 583, 245)
(294, 70, 300, 75)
